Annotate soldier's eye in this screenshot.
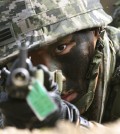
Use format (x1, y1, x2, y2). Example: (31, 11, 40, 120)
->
(55, 44, 67, 53)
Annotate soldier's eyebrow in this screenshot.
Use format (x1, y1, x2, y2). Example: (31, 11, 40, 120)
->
(53, 34, 73, 46)
(60, 35, 73, 44)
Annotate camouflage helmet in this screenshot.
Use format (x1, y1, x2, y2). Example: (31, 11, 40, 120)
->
(0, 0, 112, 65)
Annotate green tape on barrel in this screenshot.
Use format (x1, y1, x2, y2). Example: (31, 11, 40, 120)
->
(27, 79, 57, 121)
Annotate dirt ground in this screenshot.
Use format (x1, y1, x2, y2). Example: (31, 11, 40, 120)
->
(1, 120, 120, 134)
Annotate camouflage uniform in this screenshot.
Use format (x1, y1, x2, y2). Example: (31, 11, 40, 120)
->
(0, 0, 120, 128)
(74, 25, 120, 122)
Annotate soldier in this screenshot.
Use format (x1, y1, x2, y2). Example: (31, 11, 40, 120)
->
(0, 0, 120, 130)
(28, 0, 120, 123)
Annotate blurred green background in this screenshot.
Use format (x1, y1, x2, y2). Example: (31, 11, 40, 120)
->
(101, 0, 118, 15)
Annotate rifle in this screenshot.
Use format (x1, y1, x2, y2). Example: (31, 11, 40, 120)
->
(0, 42, 33, 99)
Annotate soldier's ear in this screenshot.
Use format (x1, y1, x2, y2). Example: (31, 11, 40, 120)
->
(93, 28, 100, 39)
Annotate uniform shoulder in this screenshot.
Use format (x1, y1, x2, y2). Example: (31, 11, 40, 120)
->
(105, 26, 120, 35)
(105, 26, 120, 54)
